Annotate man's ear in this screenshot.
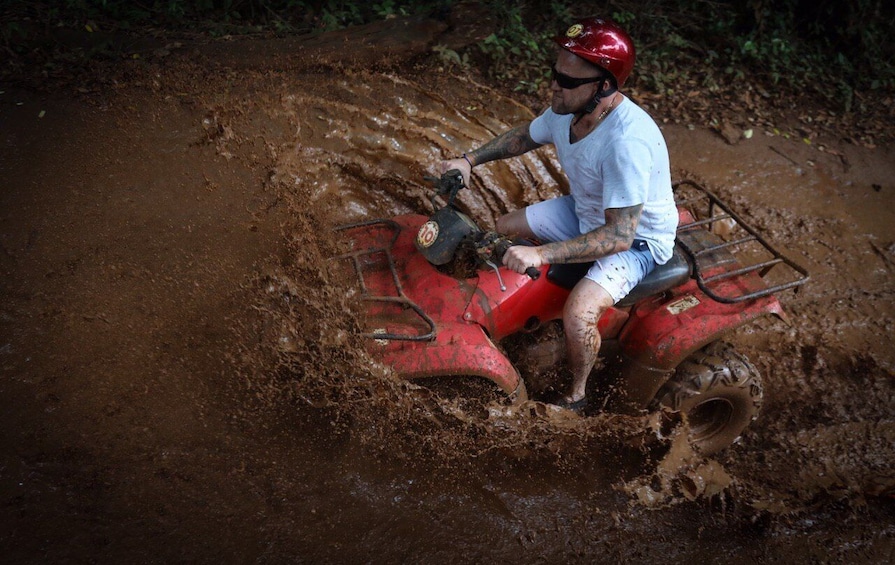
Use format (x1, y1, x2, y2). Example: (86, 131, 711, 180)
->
(598, 76, 619, 98)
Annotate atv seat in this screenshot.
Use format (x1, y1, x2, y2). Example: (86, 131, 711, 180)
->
(546, 244, 692, 306)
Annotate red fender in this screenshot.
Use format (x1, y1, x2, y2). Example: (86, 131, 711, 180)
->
(376, 322, 522, 396)
(614, 276, 785, 408)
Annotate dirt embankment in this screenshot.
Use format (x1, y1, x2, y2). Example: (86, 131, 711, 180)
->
(1, 16, 893, 563)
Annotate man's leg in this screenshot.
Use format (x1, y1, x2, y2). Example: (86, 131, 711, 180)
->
(497, 196, 579, 243)
(496, 208, 537, 240)
(562, 278, 614, 402)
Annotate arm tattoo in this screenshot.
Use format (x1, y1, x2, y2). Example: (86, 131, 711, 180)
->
(468, 124, 542, 166)
(540, 204, 644, 264)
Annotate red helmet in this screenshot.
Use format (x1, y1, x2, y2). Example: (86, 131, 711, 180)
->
(554, 18, 636, 87)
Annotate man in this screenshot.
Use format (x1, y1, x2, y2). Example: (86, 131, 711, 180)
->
(438, 17, 678, 412)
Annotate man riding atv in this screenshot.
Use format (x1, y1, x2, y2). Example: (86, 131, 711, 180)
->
(438, 17, 678, 412)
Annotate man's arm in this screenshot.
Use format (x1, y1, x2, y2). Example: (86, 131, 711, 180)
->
(541, 204, 643, 263)
(465, 123, 542, 166)
(439, 123, 542, 184)
(502, 204, 644, 274)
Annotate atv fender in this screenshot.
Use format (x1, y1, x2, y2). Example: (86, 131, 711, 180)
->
(613, 278, 785, 410)
(378, 321, 522, 397)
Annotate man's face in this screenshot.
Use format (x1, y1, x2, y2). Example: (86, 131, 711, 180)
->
(550, 49, 603, 115)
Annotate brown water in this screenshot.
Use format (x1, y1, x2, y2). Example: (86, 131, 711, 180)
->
(1, 36, 893, 563)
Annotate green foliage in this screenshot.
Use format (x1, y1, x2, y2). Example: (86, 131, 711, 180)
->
(2, 0, 448, 36)
(711, 0, 895, 109)
(432, 44, 468, 69)
(475, 1, 570, 94)
(4, 0, 892, 111)
(478, 18, 547, 85)
(471, 0, 894, 109)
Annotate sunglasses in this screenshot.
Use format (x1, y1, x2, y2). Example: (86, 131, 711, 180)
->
(551, 65, 605, 89)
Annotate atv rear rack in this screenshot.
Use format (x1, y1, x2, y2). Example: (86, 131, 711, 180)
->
(333, 219, 436, 342)
(673, 180, 809, 304)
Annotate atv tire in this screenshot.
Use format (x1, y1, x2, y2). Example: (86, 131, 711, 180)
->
(652, 342, 763, 455)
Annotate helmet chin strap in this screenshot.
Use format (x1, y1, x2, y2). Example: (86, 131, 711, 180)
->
(573, 77, 618, 125)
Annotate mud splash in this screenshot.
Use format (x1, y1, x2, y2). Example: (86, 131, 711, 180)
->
(232, 63, 894, 505)
(242, 69, 656, 464)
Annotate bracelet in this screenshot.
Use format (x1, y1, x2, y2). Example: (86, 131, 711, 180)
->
(462, 153, 474, 168)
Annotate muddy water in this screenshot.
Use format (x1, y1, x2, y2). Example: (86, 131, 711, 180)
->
(1, 47, 893, 562)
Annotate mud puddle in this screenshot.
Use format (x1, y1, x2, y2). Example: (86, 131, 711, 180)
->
(1, 32, 893, 563)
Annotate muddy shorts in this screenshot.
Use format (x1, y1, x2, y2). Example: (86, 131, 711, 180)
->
(524, 195, 656, 304)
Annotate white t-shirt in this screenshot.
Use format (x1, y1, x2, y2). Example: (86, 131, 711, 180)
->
(528, 98, 678, 264)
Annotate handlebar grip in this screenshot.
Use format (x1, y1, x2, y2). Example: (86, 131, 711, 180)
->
(525, 266, 541, 280)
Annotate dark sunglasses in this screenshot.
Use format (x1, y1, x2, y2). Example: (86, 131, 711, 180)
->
(551, 65, 604, 89)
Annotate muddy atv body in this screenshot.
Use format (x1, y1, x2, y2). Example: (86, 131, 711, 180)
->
(334, 176, 808, 454)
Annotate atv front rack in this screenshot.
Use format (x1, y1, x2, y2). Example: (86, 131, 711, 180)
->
(673, 180, 809, 304)
(333, 219, 436, 341)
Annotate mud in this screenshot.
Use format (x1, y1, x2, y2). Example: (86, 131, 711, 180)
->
(2, 24, 894, 563)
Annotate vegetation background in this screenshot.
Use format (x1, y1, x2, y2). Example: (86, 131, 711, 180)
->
(2, 0, 894, 145)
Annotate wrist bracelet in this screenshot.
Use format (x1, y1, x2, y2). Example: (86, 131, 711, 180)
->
(462, 153, 474, 168)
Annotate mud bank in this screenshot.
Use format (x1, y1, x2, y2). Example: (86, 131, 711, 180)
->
(1, 25, 893, 563)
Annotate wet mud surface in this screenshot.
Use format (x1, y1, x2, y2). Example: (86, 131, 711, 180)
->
(2, 26, 894, 563)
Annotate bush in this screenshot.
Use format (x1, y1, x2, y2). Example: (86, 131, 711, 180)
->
(473, 0, 895, 112)
(3, 0, 892, 123)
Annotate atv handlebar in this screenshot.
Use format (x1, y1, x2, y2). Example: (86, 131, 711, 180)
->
(478, 232, 541, 280)
(424, 168, 466, 208)
(492, 236, 541, 280)
(425, 170, 540, 281)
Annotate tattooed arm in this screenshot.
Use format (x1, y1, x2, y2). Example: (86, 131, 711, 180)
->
(465, 124, 542, 166)
(541, 204, 644, 263)
(502, 204, 644, 274)
(439, 124, 542, 184)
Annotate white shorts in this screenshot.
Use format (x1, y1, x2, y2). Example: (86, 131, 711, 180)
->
(524, 195, 656, 304)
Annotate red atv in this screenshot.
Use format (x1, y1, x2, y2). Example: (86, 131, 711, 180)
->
(334, 171, 808, 454)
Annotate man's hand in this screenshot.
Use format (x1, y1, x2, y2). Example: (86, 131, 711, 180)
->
(438, 157, 472, 187)
(503, 245, 545, 275)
